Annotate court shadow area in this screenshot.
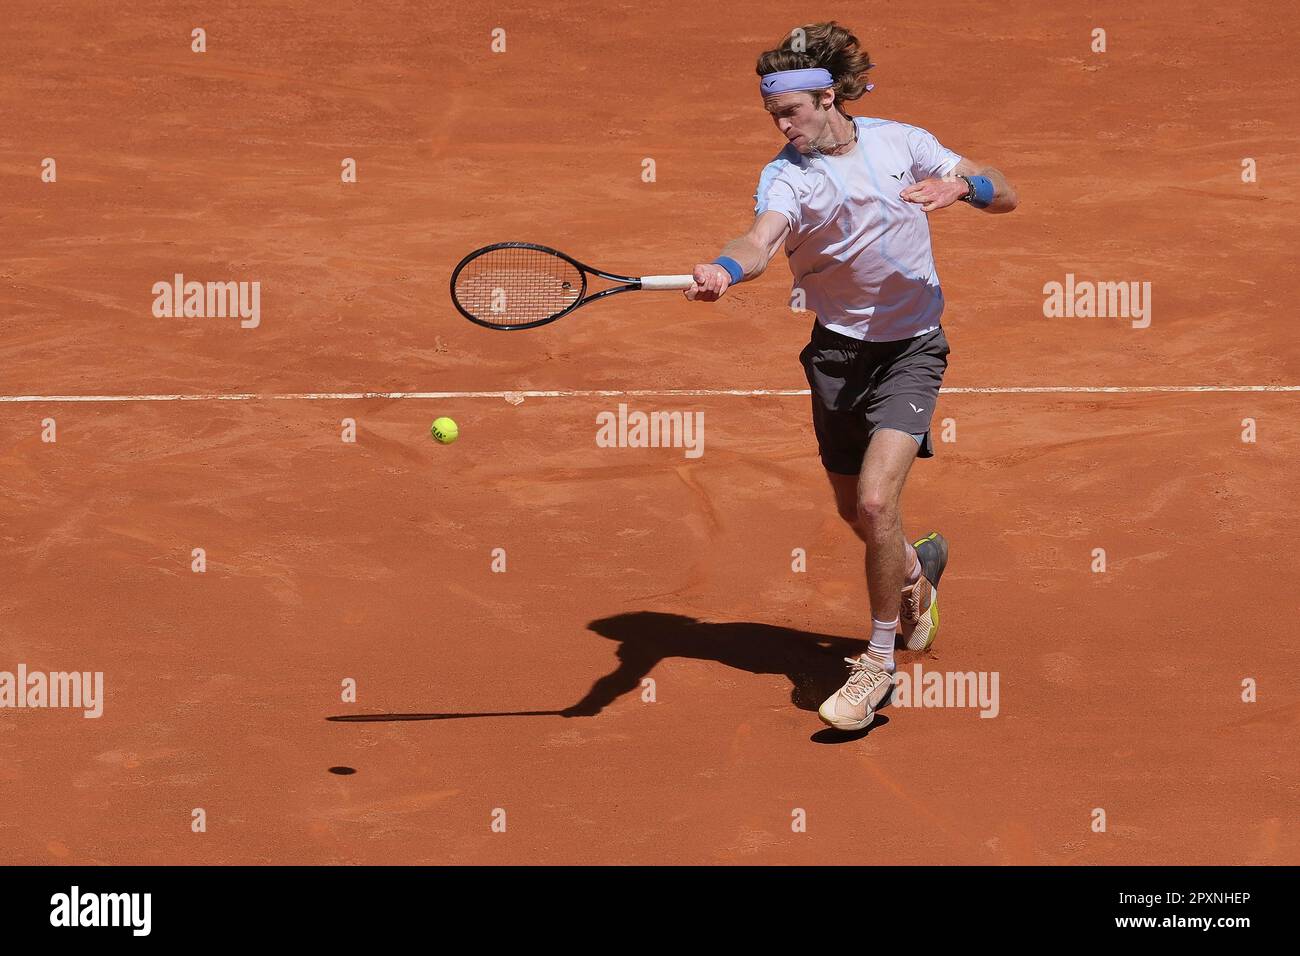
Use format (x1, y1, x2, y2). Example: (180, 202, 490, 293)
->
(326, 611, 869, 723)
(810, 713, 890, 743)
(564, 611, 869, 717)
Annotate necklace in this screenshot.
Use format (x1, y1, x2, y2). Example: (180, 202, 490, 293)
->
(813, 117, 858, 157)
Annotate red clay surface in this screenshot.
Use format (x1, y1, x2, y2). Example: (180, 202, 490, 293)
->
(1, 1, 1297, 864)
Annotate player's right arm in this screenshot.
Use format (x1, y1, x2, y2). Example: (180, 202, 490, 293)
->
(684, 210, 791, 302)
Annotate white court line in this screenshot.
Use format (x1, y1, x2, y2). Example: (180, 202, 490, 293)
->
(0, 386, 1297, 403)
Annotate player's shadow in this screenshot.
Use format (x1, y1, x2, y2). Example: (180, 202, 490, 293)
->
(563, 611, 869, 717)
(327, 611, 870, 727)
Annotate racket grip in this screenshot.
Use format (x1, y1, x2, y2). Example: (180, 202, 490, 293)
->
(638, 274, 695, 291)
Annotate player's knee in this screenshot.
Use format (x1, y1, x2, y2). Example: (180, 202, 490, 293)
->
(856, 490, 896, 527)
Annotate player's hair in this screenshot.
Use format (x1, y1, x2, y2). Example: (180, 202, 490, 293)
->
(756, 22, 874, 110)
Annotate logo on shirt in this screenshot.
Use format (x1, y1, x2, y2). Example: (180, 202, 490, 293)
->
(890, 171, 908, 182)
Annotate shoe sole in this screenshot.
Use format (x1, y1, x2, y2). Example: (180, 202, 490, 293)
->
(817, 680, 894, 731)
(904, 587, 935, 655)
(817, 705, 875, 732)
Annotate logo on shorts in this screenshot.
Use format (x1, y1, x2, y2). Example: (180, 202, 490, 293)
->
(908, 402, 925, 414)
(890, 171, 907, 182)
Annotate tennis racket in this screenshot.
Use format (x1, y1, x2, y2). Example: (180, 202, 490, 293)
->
(450, 242, 694, 330)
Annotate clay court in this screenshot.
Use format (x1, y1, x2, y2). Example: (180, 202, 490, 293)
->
(2, 1, 1296, 865)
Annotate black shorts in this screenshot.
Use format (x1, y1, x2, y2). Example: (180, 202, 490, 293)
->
(798, 318, 951, 475)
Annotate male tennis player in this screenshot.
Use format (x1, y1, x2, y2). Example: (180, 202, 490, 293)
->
(685, 22, 1018, 732)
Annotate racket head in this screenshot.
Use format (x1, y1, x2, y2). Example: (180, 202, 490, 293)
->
(450, 242, 590, 330)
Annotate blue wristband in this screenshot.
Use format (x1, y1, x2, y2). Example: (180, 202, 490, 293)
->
(964, 175, 995, 209)
(712, 255, 744, 284)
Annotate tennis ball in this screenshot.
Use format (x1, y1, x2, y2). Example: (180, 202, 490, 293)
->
(430, 417, 459, 444)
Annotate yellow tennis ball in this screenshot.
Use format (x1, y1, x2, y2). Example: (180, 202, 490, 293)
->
(430, 417, 459, 444)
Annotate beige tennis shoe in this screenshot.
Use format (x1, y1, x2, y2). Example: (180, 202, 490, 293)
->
(900, 531, 948, 652)
(818, 655, 894, 732)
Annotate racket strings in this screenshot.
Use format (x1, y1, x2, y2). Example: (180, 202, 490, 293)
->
(452, 247, 584, 327)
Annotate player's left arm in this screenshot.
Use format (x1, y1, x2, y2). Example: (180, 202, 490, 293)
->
(900, 157, 1019, 214)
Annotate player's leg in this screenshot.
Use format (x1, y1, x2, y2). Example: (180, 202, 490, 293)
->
(815, 327, 952, 731)
(828, 467, 922, 589)
(856, 427, 921, 669)
(815, 434, 916, 732)
(802, 321, 915, 730)
(868, 328, 952, 655)
(825, 471, 867, 543)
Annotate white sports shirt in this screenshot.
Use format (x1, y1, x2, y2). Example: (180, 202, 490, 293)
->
(754, 116, 963, 342)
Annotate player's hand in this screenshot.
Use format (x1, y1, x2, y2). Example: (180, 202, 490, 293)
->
(684, 263, 732, 302)
(900, 175, 967, 212)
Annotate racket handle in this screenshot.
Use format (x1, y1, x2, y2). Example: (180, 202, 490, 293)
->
(638, 274, 695, 291)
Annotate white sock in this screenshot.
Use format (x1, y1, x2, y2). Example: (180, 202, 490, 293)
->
(867, 616, 898, 673)
(904, 548, 922, 585)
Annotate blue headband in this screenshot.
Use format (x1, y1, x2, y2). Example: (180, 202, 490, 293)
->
(759, 67, 873, 97)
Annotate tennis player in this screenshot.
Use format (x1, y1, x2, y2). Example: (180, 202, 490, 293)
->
(685, 22, 1018, 732)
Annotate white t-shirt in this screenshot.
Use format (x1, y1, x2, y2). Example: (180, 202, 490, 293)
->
(754, 117, 962, 342)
